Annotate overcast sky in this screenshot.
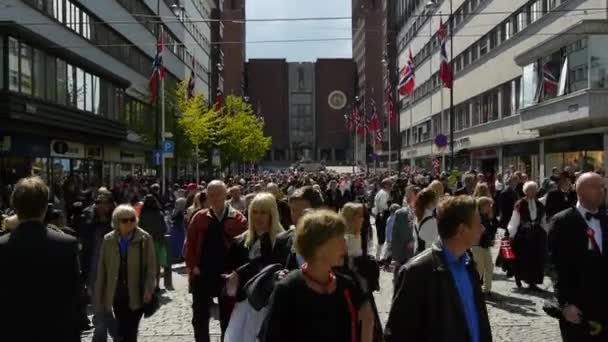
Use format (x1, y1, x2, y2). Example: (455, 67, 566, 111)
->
(245, 0, 352, 62)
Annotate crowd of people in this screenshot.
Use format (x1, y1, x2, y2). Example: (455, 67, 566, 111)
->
(0, 165, 606, 342)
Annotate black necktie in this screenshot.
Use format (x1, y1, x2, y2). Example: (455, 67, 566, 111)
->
(586, 212, 602, 221)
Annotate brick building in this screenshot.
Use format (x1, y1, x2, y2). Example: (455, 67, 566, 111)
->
(246, 59, 355, 165)
(219, 0, 246, 96)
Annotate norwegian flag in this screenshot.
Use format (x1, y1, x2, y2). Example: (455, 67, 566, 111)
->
(214, 88, 223, 111)
(149, 29, 166, 104)
(439, 19, 453, 89)
(344, 107, 355, 132)
(543, 63, 558, 95)
(354, 106, 367, 136)
(385, 84, 396, 123)
(186, 59, 195, 99)
(368, 98, 379, 132)
(399, 49, 416, 96)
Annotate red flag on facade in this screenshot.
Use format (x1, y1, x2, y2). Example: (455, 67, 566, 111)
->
(543, 63, 558, 95)
(439, 19, 453, 89)
(399, 49, 416, 96)
(214, 88, 223, 111)
(375, 130, 383, 144)
(186, 58, 195, 99)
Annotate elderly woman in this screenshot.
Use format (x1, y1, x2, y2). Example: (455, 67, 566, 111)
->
(224, 193, 286, 342)
(260, 210, 374, 342)
(507, 181, 548, 291)
(94, 205, 157, 342)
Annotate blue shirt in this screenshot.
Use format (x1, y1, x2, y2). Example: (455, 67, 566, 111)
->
(443, 248, 480, 342)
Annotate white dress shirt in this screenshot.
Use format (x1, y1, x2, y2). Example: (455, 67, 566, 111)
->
(576, 202, 603, 253)
(373, 189, 390, 215)
(507, 199, 548, 237)
(414, 209, 438, 252)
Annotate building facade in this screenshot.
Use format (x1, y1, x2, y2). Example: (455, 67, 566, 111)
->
(0, 0, 216, 188)
(246, 59, 355, 166)
(219, 0, 246, 96)
(395, 0, 608, 180)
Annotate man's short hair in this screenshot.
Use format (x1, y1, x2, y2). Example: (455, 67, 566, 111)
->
(436, 196, 478, 240)
(295, 209, 346, 261)
(11, 177, 49, 221)
(289, 186, 324, 208)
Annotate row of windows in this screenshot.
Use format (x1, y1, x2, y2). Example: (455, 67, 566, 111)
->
(403, 77, 521, 147)
(2, 36, 124, 120)
(404, 0, 570, 109)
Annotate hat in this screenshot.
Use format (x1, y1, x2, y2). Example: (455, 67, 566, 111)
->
(185, 183, 198, 191)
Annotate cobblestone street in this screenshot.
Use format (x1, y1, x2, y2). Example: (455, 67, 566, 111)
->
(84, 227, 561, 342)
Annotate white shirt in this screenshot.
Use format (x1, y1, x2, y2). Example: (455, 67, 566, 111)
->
(507, 199, 548, 237)
(373, 189, 390, 215)
(576, 202, 603, 253)
(414, 209, 438, 252)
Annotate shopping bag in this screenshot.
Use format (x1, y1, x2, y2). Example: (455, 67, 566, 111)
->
(224, 300, 268, 342)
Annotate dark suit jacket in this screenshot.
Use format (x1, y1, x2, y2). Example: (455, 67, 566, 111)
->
(324, 189, 344, 212)
(385, 242, 492, 342)
(391, 207, 415, 264)
(545, 189, 576, 219)
(549, 208, 608, 321)
(0, 221, 81, 342)
(497, 187, 519, 229)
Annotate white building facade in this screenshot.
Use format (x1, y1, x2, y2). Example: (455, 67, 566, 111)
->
(395, 0, 608, 181)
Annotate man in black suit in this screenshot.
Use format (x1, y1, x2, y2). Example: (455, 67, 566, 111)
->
(545, 172, 577, 219)
(549, 172, 608, 341)
(0, 177, 81, 342)
(497, 174, 521, 230)
(324, 179, 344, 212)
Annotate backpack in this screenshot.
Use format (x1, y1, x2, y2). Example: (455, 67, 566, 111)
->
(414, 216, 433, 255)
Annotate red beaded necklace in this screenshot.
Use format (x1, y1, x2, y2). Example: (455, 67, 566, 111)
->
(301, 263, 337, 294)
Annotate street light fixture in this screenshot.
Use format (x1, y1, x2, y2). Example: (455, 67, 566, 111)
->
(170, 1, 185, 20)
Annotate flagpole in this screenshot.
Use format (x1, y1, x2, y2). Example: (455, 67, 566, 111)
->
(409, 95, 414, 167)
(154, 0, 161, 182)
(364, 97, 368, 174)
(441, 87, 446, 173)
(449, 0, 455, 171)
(388, 106, 391, 174)
(161, 47, 166, 196)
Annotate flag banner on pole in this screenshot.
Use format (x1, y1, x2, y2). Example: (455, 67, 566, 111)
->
(150, 28, 166, 104)
(543, 63, 558, 96)
(375, 130, 383, 144)
(187, 58, 195, 99)
(214, 88, 223, 112)
(369, 98, 379, 132)
(344, 106, 356, 132)
(399, 49, 416, 96)
(385, 84, 397, 124)
(439, 19, 453, 89)
(355, 105, 367, 136)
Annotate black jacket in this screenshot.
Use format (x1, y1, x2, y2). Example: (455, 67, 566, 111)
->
(0, 221, 81, 342)
(549, 208, 608, 321)
(545, 189, 576, 219)
(479, 214, 498, 248)
(385, 241, 492, 342)
(497, 187, 519, 228)
(324, 189, 344, 211)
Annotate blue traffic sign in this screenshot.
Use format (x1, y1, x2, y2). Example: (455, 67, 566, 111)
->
(162, 140, 175, 153)
(152, 150, 162, 166)
(434, 134, 448, 148)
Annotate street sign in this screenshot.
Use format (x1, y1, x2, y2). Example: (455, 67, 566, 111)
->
(163, 132, 174, 139)
(434, 134, 448, 148)
(162, 140, 175, 153)
(152, 150, 162, 166)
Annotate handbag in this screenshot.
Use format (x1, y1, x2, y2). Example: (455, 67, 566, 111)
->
(499, 238, 515, 260)
(140, 238, 160, 318)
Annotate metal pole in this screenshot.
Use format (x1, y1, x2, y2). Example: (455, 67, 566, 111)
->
(155, 0, 161, 181)
(409, 96, 414, 166)
(161, 25, 166, 196)
(429, 14, 433, 171)
(388, 108, 391, 174)
(195, 146, 200, 184)
(449, 0, 455, 171)
(441, 84, 446, 173)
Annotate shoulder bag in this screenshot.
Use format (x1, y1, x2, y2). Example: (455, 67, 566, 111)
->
(140, 238, 160, 318)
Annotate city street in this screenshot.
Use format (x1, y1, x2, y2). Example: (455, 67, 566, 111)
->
(83, 238, 561, 342)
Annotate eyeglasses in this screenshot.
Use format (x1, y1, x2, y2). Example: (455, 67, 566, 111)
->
(119, 217, 136, 224)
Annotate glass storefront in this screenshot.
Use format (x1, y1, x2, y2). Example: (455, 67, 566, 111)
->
(503, 141, 540, 181)
(544, 134, 604, 173)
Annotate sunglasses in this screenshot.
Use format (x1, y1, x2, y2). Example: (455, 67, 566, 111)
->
(119, 217, 136, 224)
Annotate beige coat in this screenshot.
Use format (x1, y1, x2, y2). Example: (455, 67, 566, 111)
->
(94, 227, 157, 311)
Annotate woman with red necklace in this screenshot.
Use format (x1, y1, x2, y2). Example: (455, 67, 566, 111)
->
(259, 209, 374, 342)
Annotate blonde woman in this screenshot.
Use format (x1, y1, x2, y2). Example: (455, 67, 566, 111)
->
(473, 182, 492, 198)
(341, 202, 365, 257)
(224, 193, 286, 342)
(94, 205, 157, 342)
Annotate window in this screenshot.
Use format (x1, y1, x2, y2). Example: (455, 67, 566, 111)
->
(471, 97, 480, 126)
(470, 0, 478, 10)
(471, 42, 478, 62)
(432, 115, 442, 136)
(45, 55, 56, 102)
(56, 59, 67, 105)
(489, 29, 498, 50)
(504, 21, 512, 41)
(454, 56, 462, 72)
(76, 67, 85, 110)
(463, 49, 470, 66)
(530, 0, 544, 23)
(479, 36, 488, 56)
(19, 43, 33, 96)
(513, 77, 521, 112)
(8, 37, 19, 92)
(33, 48, 46, 98)
(521, 62, 539, 108)
(502, 82, 512, 117)
(517, 11, 528, 32)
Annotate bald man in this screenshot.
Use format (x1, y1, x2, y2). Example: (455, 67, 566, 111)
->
(184, 180, 247, 342)
(549, 172, 608, 341)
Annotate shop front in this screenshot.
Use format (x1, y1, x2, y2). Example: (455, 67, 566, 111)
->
(503, 141, 540, 181)
(544, 134, 604, 174)
(0, 133, 49, 185)
(103, 146, 147, 186)
(471, 148, 499, 174)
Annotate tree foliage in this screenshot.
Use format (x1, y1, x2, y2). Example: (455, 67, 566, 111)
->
(175, 83, 271, 165)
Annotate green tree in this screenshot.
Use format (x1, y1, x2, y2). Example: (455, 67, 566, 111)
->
(176, 81, 218, 160)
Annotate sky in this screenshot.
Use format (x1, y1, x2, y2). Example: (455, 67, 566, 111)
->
(245, 0, 352, 62)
